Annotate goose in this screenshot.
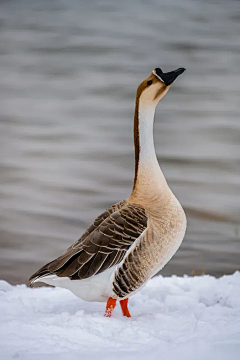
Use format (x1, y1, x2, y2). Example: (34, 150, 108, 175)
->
(29, 67, 187, 318)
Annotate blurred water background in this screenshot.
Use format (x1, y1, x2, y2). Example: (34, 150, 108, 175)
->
(0, 0, 240, 284)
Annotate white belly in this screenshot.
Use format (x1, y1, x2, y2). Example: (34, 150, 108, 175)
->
(37, 266, 116, 302)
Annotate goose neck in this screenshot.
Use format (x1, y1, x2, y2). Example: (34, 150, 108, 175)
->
(130, 100, 169, 203)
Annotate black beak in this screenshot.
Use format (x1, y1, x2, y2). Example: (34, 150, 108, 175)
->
(155, 67, 185, 86)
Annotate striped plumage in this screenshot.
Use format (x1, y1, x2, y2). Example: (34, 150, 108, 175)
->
(30, 67, 187, 317)
(30, 201, 147, 283)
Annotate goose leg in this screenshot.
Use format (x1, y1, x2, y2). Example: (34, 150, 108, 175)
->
(104, 297, 117, 317)
(119, 298, 131, 317)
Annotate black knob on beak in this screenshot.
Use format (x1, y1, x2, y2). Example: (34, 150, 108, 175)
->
(155, 67, 186, 86)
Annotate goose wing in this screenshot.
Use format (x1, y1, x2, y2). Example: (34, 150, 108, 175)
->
(29, 201, 148, 283)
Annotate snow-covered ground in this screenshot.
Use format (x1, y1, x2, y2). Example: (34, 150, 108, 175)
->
(0, 273, 240, 360)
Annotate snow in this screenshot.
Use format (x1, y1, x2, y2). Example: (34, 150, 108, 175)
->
(0, 273, 240, 360)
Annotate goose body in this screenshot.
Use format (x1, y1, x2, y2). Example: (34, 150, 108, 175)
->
(30, 67, 187, 317)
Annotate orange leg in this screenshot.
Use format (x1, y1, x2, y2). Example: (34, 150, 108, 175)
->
(119, 298, 131, 318)
(104, 297, 117, 317)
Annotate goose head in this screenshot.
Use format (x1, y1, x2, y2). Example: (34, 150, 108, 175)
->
(137, 67, 185, 105)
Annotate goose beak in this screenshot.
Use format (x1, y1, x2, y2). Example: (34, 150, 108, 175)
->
(155, 67, 186, 86)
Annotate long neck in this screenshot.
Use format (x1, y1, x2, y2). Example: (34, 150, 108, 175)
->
(129, 98, 169, 204)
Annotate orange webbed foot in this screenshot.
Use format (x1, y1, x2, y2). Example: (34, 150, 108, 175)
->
(104, 297, 117, 317)
(119, 298, 131, 318)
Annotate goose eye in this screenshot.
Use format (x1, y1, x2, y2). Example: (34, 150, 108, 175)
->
(147, 80, 153, 86)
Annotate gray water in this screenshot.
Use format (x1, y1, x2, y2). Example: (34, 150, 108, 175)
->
(0, 0, 240, 284)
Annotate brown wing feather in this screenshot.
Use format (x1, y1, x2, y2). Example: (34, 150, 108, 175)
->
(29, 201, 148, 283)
